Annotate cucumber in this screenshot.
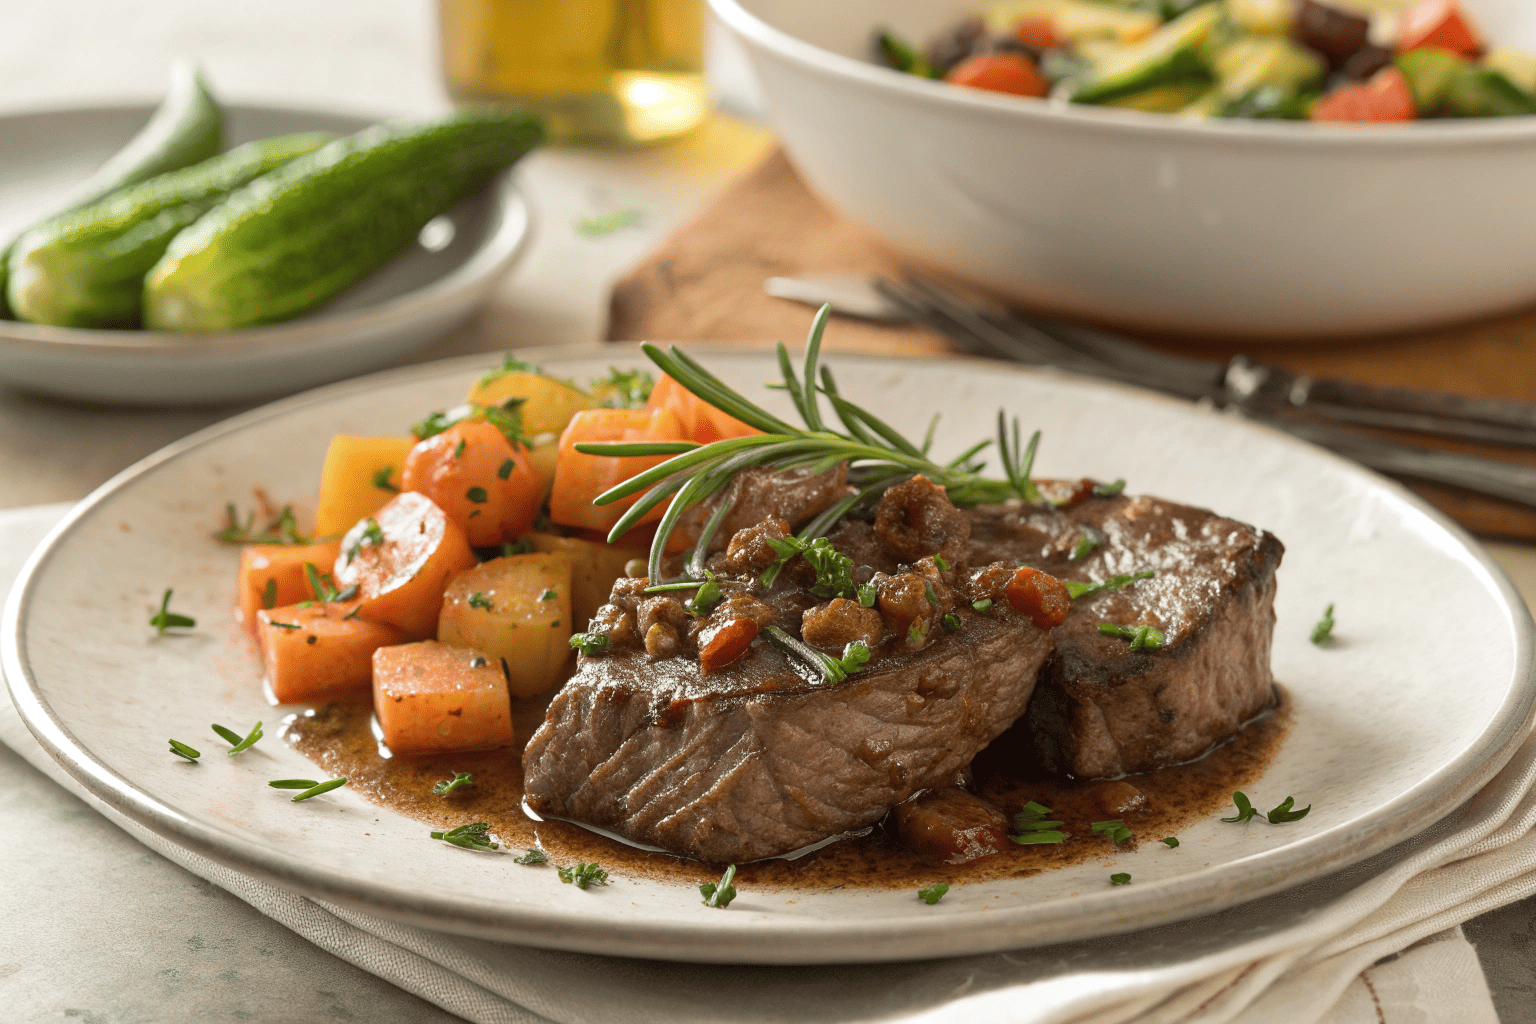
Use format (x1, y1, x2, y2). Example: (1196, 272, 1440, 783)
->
(0, 61, 222, 319)
(8, 133, 333, 328)
(1396, 47, 1468, 112)
(1072, 5, 1222, 105)
(1213, 36, 1323, 99)
(143, 110, 545, 333)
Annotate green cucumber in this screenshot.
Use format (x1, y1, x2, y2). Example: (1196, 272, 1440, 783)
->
(0, 61, 222, 319)
(144, 110, 545, 333)
(8, 133, 333, 328)
(1072, 5, 1221, 105)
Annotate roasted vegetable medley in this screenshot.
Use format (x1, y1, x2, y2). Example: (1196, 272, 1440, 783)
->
(875, 0, 1536, 122)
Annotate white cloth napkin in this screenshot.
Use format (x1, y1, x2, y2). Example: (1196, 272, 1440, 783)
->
(0, 502, 1518, 1024)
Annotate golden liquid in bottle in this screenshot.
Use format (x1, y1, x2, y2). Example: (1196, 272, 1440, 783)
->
(439, 0, 710, 146)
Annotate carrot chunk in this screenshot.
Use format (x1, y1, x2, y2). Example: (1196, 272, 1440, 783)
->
(372, 640, 515, 755)
(547, 407, 688, 533)
(945, 53, 1050, 97)
(401, 421, 541, 547)
(645, 373, 760, 446)
(1397, 0, 1481, 59)
(237, 540, 341, 632)
(1312, 66, 1418, 122)
(1005, 566, 1071, 629)
(332, 492, 477, 639)
(698, 617, 760, 674)
(257, 602, 404, 704)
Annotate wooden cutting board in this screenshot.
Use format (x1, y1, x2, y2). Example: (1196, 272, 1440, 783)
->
(607, 148, 1536, 540)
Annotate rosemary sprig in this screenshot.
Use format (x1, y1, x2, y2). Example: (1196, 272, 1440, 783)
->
(573, 306, 1044, 584)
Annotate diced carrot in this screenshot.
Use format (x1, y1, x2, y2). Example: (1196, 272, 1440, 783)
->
(313, 436, 416, 539)
(645, 374, 760, 445)
(401, 421, 541, 547)
(1397, 0, 1481, 59)
(1312, 66, 1418, 122)
(373, 640, 514, 755)
(1014, 18, 1065, 51)
(945, 53, 1050, 98)
(332, 492, 477, 638)
(548, 406, 688, 533)
(256, 602, 404, 704)
(1005, 567, 1071, 629)
(236, 540, 341, 632)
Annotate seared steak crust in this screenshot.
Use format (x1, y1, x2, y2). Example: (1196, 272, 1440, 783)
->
(968, 491, 1283, 778)
(523, 612, 1053, 863)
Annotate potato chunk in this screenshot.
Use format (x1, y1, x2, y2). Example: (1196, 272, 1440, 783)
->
(236, 540, 341, 633)
(332, 492, 476, 639)
(372, 640, 514, 754)
(438, 552, 573, 697)
(467, 370, 593, 437)
(313, 436, 416, 538)
(256, 602, 404, 704)
(525, 531, 633, 631)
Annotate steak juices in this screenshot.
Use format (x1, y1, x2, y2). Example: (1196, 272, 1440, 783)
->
(522, 466, 1282, 864)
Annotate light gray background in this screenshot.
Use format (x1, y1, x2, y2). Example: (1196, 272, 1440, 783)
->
(0, 1, 1531, 1021)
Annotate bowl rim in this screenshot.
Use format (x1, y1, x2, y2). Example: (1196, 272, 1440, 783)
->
(709, 0, 1536, 148)
(0, 101, 532, 355)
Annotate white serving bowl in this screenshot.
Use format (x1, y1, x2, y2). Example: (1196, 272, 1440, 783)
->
(709, 0, 1536, 340)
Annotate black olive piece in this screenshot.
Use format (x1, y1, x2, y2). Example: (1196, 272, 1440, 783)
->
(1291, 0, 1371, 71)
(1341, 43, 1393, 81)
(925, 16, 989, 74)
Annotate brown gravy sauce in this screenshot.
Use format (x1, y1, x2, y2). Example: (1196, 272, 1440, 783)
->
(283, 688, 1291, 891)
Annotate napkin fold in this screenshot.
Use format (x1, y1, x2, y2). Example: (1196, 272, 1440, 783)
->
(0, 503, 1516, 1024)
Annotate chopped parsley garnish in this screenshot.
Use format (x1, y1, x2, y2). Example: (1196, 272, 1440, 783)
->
(268, 779, 318, 789)
(345, 517, 386, 565)
(1161, 836, 1180, 848)
(476, 354, 547, 389)
(1067, 571, 1154, 600)
(513, 848, 548, 865)
(1098, 622, 1165, 651)
(700, 864, 738, 908)
(213, 722, 263, 755)
(497, 459, 515, 480)
(150, 589, 196, 636)
(266, 620, 302, 630)
(342, 604, 363, 621)
(972, 598, 993, 613)
(466, 486, 488, 504)
(559, 862, 609, 889)
(764, 625, 870, 684)
(503, 538, 535, 556)
(468, 592, 493, 610)
(482, 398, 531, 449)
(688, 575, 722, 616)
(1010, 801, 1067, 845)
(858, 583, 878, 608)
(1221, 791, 1260, 825)
(924, 583, 938, 606)
(371, 466, 399, 493)
(590, 367, 655, 408)
(1267, 796, 1311, 824)
(539, 588, 558, 601)
(906, 620, 930, 646)
(306, 635, 318, 645)
(941, 613, 962, 631)
(570, 632, 611, 655)
(453, 438, 467, 458)
(1311, 604, 1335, 645)
(917, 883, 949, 905)
(411, 409, 458, 440)
(290, 778, 347, 802)
(576, 208, 644, 237)
(304, 562, 358, 603)
(1110, 872, 1132, 886)
(432, 822, 498, 851)
(802, 538, 856, 598)
(1070, 526, 1106, 561)
(1091, 820, 1134, 845)
(168, 739, 200, 762)
(433, 771, 474, 796)
(1094, 479, 1127, 497)
(261, 577, 278, 609)
(215, 502, 312, 545)
(932, 554, 950, 571)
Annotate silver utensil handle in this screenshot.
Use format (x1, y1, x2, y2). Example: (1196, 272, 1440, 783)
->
(1268, 418, 1536, 508)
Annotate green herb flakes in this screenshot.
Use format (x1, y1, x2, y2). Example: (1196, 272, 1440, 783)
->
(150, 589, 196, 636)
(433, 772, 474, 796)
(918, 883, 949, 905)
(700, 864, 738, 908)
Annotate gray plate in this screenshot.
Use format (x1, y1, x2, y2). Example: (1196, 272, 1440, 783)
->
(0, 103, 532, 405)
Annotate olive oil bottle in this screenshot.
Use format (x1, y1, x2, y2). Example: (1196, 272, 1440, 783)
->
(438, 0, 709, 146)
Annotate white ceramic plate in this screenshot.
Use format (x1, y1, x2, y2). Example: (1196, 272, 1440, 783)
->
(5, 348, 1534, 964)
(0, 104, 532, 405)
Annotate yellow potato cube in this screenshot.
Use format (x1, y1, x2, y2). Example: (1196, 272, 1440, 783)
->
(438, 552, 573, 697)
(525, 531, 634, 631)
(314, 436, 416, 538)
(468, 370, 594, 438)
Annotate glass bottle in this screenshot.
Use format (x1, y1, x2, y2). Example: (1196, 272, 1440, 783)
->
(438, 0, 710, 146)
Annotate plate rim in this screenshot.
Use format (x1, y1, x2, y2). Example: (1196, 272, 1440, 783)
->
(0, 101, 532, 355)
(6, 345, 1535, 964)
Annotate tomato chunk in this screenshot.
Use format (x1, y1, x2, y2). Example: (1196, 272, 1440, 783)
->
(1397, 0, 1481, 59)
(945, 53, 1050, 98)
(1312, 66, 1417, 122)
(1013, 18, 1065, 51)
(332, 492, 477, 638)
(402, 421, 540, 547)
(1004, 566, 1071, 629)
(257, 602, 405, 704)
(373, 640, 514, 755)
